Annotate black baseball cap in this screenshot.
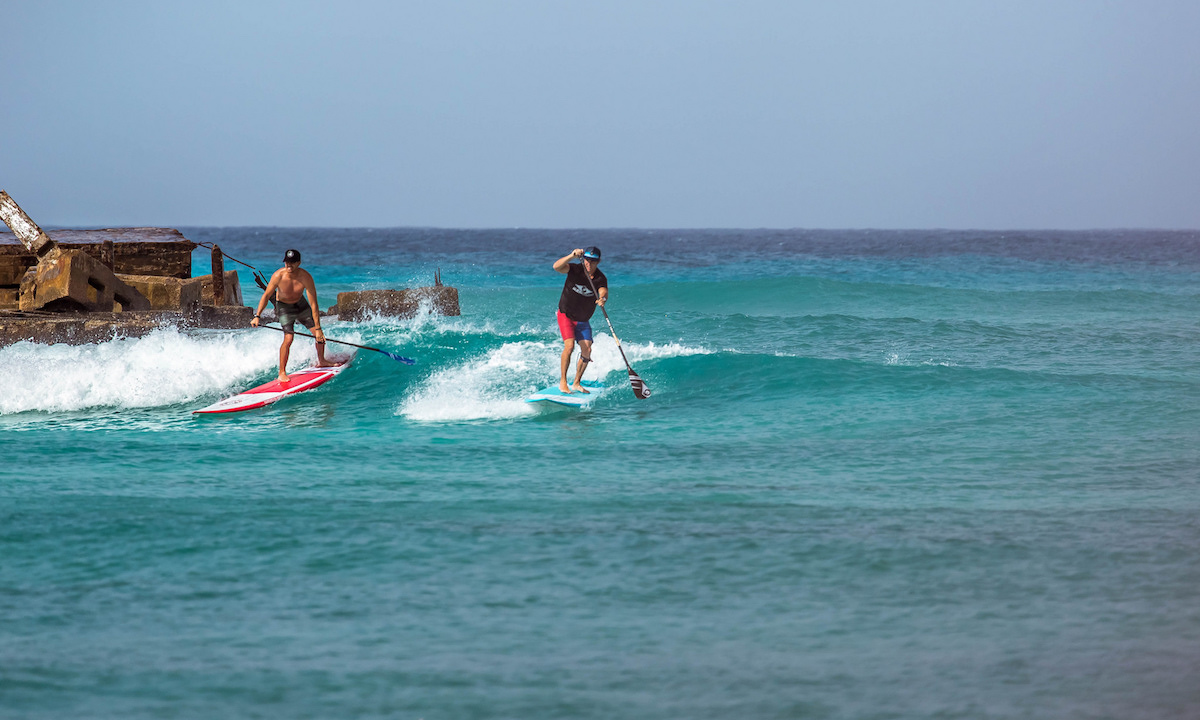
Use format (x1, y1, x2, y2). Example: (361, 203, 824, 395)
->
(284, 249, 301, 263)
(582, 246, 601, 260)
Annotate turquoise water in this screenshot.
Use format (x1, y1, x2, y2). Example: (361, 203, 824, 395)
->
(2, 229, 1199, 718)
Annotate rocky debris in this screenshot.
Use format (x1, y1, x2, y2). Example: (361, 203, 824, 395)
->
(333, 285, 460, 322)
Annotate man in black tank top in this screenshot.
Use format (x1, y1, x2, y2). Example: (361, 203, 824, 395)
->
(552, 246, 607, 393)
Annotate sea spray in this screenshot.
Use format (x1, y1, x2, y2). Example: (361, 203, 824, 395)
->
(398, 336, 712, 421)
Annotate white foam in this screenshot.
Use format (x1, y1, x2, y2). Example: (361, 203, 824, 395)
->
(398, 334, 710, 422)
(353, 301, 541, 340)
(0, 328, 324, 414)
(884, 350, 958, 367)
(397, 340, 551, 421)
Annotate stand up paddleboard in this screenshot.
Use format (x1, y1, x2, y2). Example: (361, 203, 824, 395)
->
(194, 355, 354, 415)
(525, 380, 606, 409)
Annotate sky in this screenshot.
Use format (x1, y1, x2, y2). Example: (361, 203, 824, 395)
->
(3, 0, 1200, 229)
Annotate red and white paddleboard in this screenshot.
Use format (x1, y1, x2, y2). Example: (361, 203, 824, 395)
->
(194, 355, 354, 415)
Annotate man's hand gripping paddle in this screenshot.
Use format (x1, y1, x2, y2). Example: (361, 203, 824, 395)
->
(583, 270, 651, 399)
(257, 324, 416, 365)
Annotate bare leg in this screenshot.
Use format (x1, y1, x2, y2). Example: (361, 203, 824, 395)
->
(572, 339, 592, 393)
(278, 333, 294, 382)
(316, 340, 337, 366)
(560, 338, 575, 393)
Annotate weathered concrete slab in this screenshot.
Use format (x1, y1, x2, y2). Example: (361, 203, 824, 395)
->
(0, 305, 258, 346)
(0, 310, 181, 346)
(0, 228, 195, 279)
(335, 286, 460, 321)
(117, 273, 204, 312)
(19, 248, 151, 312)
(195, 270, 243, 306)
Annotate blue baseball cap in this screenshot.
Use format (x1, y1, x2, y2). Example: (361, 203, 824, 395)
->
(582, 246, 601, 260)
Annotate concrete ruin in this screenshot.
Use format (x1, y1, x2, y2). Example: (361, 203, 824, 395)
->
(1, 190, 462, 347)
(0, 190, 252, 345)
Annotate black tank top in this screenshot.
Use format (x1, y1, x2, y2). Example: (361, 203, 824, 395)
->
(558, 263, 606, 321)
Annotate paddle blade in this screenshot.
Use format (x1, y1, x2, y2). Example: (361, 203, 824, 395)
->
(629, 371, 651, 399)
(380, 350, 416, 365)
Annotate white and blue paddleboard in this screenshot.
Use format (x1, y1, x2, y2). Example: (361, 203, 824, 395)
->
(525, 380, 606, 408)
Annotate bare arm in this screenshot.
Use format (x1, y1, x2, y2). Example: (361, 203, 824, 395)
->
(597, 286, 608, 307)
(553, 248, 584, 274)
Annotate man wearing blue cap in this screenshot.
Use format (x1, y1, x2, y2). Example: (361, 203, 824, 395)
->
(552, 246, 607, 393)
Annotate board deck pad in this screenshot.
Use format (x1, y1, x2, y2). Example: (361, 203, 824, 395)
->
(525, 380, 606, 408)
(194, 355, 354, 414)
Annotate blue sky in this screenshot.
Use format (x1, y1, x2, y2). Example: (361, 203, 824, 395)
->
(3, 1, 1199, 228)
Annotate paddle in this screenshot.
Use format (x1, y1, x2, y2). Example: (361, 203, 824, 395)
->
(582, 266, 651, 399)
(257, 323, 415, 365)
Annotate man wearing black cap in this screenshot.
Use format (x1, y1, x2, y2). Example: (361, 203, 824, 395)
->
(250, 249, 332, 382)
(552, 246, 607, 393)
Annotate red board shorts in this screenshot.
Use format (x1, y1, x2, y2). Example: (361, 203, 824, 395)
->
(557, 311, 594, 341)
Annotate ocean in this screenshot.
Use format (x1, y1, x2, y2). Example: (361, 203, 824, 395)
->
(2, 228, 1198, 719)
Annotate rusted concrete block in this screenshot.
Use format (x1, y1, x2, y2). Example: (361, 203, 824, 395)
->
(0, 254, 32, 285)
(193, 305, 255, 329)
(335, 286, 460, 321)
(195, 270, 243, 306)
(409, 285, 460, 316)
(19, 248, 151, 312)
(0, 310, 176, 346)
(116, 273, 204, 312)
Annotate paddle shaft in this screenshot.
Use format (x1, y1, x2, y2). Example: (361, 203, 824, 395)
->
(256, 323, 415, 364)
(581, 264, 651, 398)
(595, 303, 637, 374)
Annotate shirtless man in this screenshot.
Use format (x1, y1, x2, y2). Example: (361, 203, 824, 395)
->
(250, 249, 333, 382)
(553, 246, 608, 393)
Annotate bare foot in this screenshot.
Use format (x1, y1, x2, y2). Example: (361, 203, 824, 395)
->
(559, 381, 572, 394)
(278, 373, 291, 383)
(572, 384, 590, 394)
(317, 361, 339, 368)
